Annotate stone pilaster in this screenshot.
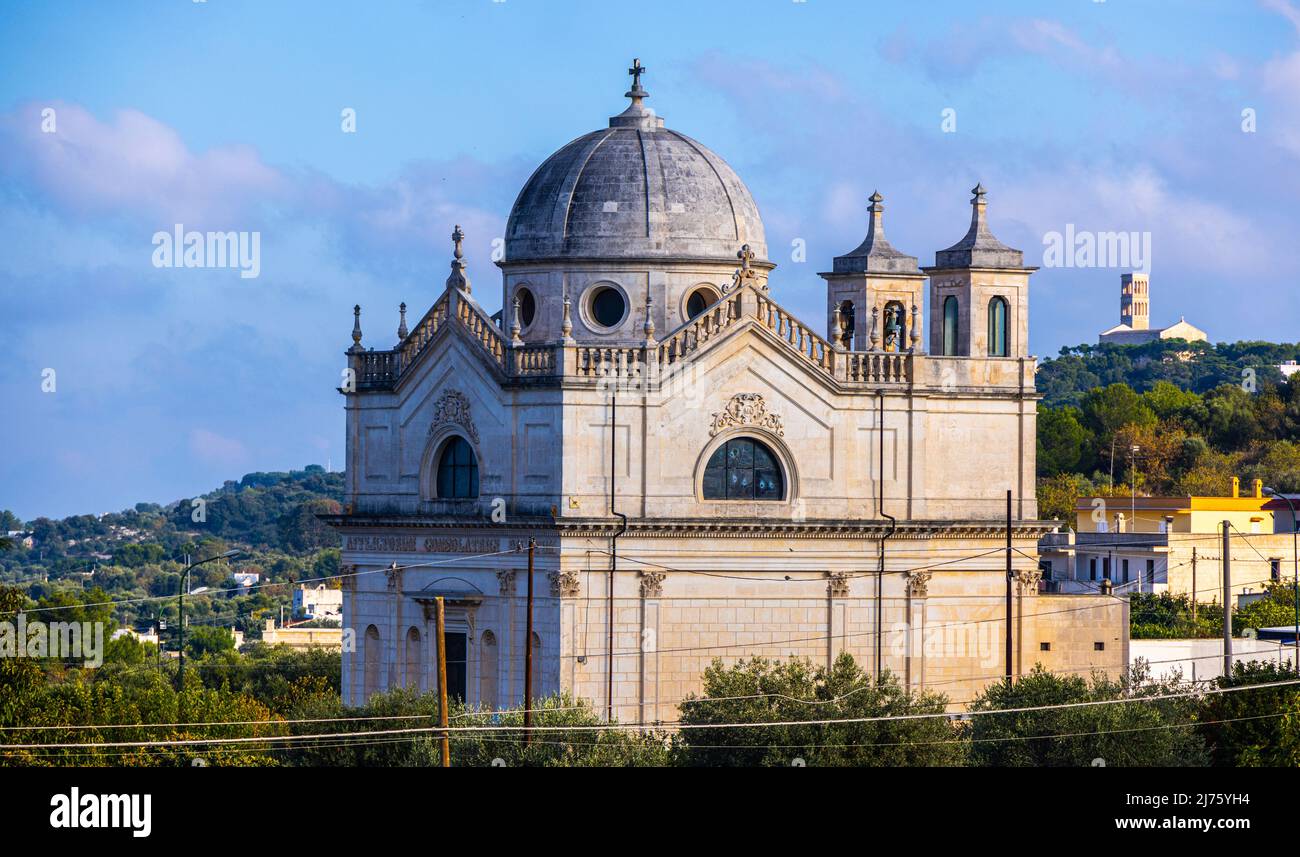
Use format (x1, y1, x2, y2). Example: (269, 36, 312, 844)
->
(904, 570, 932, 691)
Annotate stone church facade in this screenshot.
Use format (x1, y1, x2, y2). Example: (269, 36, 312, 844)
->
(326, 64, 1128, 721)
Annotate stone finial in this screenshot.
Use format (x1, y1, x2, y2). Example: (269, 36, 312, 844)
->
(868, 305, 880, 351)
(611, 58, 660, 130)
(828, 189, 920, 275)
(643, 291, 655, 341)
(628, 58, 647, 94)
(737, 243, 755, 275)
(831, 304, 844, 349)
(727, 243, 761, 293)
(909, 303, 920, 351)
(446, 225, 471, 294)
(350, 304, 363, 352)
(933, 181, 1025, 269)
(510, 295, 524, 345)
(397, 302, 409, 341)
(561, 295, 574, 342)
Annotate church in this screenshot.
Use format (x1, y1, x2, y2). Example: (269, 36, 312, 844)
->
(326, 62, 1128, 721)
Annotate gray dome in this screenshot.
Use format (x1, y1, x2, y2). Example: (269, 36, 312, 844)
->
(504, 90, 767, 265)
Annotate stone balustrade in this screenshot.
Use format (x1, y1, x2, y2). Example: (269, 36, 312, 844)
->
(348, 283, 1036, 394)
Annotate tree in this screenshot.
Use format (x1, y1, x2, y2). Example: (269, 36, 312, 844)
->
(1037, 473, 1091, 523)
(1081, 384, 1157, 489)
(1037, 406, 1091, 475)
(967, 666, 1207, 766)
(675, 654, 964, 767)
(184, 625, 236, 658)
(1201, 660, 1300, 766)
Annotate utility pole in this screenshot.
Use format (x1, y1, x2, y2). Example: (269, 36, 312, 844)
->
(1222, 521, 1233, 679)
(1130, 444, 1140, 528)
(435, 595, 449, 768)
(1191, 547, 1198, 624)
(1005, 490, 1013, 683)
(179, 553, 188, 707)
(523, 537, 536, 745)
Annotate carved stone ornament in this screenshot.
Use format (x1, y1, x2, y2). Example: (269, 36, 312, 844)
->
(1016, 568, 1043, 596)
(429, 389, 480, 444)
(906, 570, 932, 598)
(639, 570, 666, 598)
(549, 569, 580, 598)
(710, 393, 784, 437)
(497, 570, 517, 597)
(827, 571, 850, 598)
(384, 562, 402, 591)
(339, 564, 358, 592)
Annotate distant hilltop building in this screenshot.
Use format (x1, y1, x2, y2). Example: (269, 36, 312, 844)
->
(1279, 360, 1299, 379)
(1098, 273, 1207, 345)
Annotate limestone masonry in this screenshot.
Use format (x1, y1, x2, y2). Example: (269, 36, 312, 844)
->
(325, 61, 1128, 719)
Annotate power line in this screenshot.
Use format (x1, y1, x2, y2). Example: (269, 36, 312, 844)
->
(6, 675, 1300, 750)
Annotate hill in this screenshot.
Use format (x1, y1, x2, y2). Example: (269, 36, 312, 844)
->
(1036, 340, 1300, 408)
(0, 466, 345, 634)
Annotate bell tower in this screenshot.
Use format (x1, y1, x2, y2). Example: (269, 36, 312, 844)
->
(819, 191, 926, 352)
(923, 184, 1036, 358)
(1120, 272, 1149, 330)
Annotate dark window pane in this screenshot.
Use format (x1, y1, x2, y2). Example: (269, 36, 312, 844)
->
(687, 291, 709, 319)
(518, 288, 536, 327)
(592, 287, 626, 327)
(703, 437, 783, 501)
(703, 469, 723, 498)
(437, 437, 478, 498)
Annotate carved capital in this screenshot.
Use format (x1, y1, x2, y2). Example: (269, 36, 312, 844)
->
(549, 569, 580, 598)
(384, 562, 402, 591)
(496, 570, 517, 597)
(429, 389, 480, 445)
(339, 564, 358, 592)
(1016, 568, 1043, 596)
(639, 570, 666, 599)
(826, 571, 850, 599)
(710, 393, 784, 437)
(905, 570, 932, 599)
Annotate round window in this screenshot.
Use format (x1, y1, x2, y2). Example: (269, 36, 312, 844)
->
(590, 286, 626, 328)
(516, 287, 536, 328)
(686, 288, 717, 320)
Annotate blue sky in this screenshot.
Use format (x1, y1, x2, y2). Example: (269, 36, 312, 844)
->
(3, 0, 1299, 520)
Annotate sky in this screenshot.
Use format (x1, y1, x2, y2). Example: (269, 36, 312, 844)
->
(2, 0, 1299, 521)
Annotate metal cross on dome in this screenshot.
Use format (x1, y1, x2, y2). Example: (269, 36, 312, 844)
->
(628, 58, 646, 89)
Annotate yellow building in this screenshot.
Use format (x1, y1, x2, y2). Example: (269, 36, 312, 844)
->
(1072, 477, 1274, 536)
(1041, 478, 1293, 605)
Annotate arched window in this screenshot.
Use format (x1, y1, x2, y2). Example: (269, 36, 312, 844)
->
(515, 287, 537, 328)
(404, 626, 422, 691)
(702, 437, 784, 501)
(363, 625, 382, 700)
(883, 300, 906, 352)
(987, 297, 1009, 357)
(479, 630, 498, 710)
(838, 300, 855, 348)
(436, 436, 479, 499)
(686, 286, 719, 320)
(942, 296, 959, 356)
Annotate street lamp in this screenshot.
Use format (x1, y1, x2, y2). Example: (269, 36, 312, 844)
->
(178, 550, 240, 711)
(1263, 487, 1298, 675)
